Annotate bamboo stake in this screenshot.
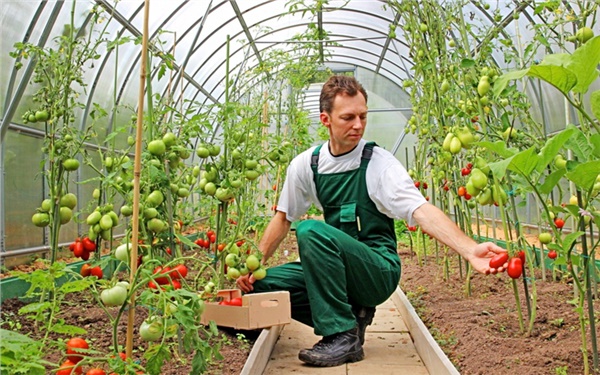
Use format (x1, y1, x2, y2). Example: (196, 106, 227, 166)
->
(126, 0, 150, 358)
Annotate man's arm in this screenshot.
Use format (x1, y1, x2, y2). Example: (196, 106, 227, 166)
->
(236, 211, 291, 292)
(259, 210, 292, 263)
(412, 203, 507, 274)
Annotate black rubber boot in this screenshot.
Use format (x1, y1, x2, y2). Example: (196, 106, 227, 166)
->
(353, 306, 376, 345)
(298, 328, 364, 367)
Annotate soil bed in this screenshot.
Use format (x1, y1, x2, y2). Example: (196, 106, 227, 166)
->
(399, 244, 600, 375)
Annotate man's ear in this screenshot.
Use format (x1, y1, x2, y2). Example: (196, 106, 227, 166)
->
(320, 112, 331, 128)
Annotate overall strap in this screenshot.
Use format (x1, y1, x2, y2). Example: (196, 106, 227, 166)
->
(311, 144, 324, 184)
(360, 142, 376, 169)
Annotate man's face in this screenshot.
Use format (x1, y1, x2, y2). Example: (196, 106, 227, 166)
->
(320, 92, 367, 155)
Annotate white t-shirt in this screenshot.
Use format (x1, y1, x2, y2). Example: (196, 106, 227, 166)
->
(277, 139, 427, 226)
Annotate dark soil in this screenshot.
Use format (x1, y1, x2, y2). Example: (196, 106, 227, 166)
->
(398, 244, 600, 375)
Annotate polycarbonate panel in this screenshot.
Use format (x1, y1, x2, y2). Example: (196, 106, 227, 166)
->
(3, 132, 45, 250)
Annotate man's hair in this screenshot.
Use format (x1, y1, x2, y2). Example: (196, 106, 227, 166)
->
(319, 75, 368, 113)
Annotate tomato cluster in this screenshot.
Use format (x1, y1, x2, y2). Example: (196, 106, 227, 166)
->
(488, 252, 523, 279)
(219, 297, 243, 306)
(69, 236, 97, 260)
(80, 263, 103, 279)
(148, 264, 188, 290)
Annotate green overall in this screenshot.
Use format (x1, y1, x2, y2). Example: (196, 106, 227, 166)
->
(253, 142, 401, 337)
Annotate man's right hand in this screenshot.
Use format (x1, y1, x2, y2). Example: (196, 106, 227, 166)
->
(236, 273, 256, 293)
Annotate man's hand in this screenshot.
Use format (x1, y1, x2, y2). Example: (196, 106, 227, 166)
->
(467, 242, 508, 274)
(236, 273, 257, 293)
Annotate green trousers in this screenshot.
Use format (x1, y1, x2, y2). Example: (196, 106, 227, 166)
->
(253, 220, 401, 337)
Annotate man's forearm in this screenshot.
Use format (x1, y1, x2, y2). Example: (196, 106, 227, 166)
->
(259, 211, 292, 262)
(412, 203, 478, 259)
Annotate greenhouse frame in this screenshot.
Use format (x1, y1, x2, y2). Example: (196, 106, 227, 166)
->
(0, 1, 599, 374)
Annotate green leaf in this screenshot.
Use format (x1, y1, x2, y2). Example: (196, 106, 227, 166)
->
(567, 36, 600, 93)
(473, 141, 516, 158)
(460, 58, 475, 68)
(487, 157, 513, 180)
(591, 90, 600, 121)
(565, 128, 593, 161)
(492, 69, 528, 97)
(538, 169, 566, 195)
(18, 302, 52, 315)
(50, 323, 87, 335)
(565, 161, 600, 190)
(59, 278, 94, 294)
(563, 231, 585, 253)
(507, 147, 538, 176)
(527, 65, 577, 95)
(176, 233, 197, 249)
(536, 126, 577, 173)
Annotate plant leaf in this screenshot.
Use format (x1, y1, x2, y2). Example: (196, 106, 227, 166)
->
(527, 65, 577, 95)
(565, 160, 600, 191)
(563, 231, 585, 254)
(536, 126, 577, 173)
(591, 90, 600, 121)
(567, 36, 600, 93)
(538, 168, 566, 195)
(564, 128, 593, 161)
(473, 141, 516, 158)
(492, 69, 528, 97)
(508, 147, 538, 176)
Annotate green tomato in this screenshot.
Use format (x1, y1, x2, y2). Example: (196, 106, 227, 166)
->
(227, 267, 241, 280)
(196, 146, 210, 158)
(147, 218, 166, 233)
(139, 318, 163, 342)
(146, 190, 164, 207)
(469, 168, 488, 190)
(162, 132, 177, 147)
(59, 207, 73, 224)
(100, 285, 128, 307)
(245, 254, 260, 271)
(245, 159, 258, 169)
(209, 144, 221, 156)
(32, 212, 50, 227)
(62, 158, 80, 171)
(120, 205, 133, 217)
(225, 253, 240, 267)
(215, 187, 233, 202)
(245, 170, 260, 181)
(177, 188, 190, 198)
(147, 140, 166, 156)
(60, 193, 77, 209)
(40, 199, 52, 212)
(34, 110, 49, 122)
(99, 214, 113, 230)
(114, 243, 130, 262)
(252, 267, 267, 280)
(204, 182, 217, 196)
(86, 210, 102, 225)
(538, 232, 552, 245)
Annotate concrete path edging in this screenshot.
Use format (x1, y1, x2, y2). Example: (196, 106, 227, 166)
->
(239, 324, 284, 375)
(392, 286, 460, 375)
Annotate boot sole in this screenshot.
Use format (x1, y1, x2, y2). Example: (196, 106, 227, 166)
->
(299, 347, 364, 367)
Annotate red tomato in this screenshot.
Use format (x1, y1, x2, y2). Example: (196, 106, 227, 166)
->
(80, 264, 92, 277)
(153, 266, 171, 285)
(423, 182, 428, 189)
(165, 247, 172, 255)
(217, 243, 225, 252)
(236, 239, 245, 247)
(414, 181, 421, 188)
(466, 162, 473, 169)
(518, 250, 526, 263)
(548, 250, 558, 259)
(554, 217, 565, 229)
(57, 360, 82, 375)
(507, 257, 523, 279)
(170, 279, 181, 289)
(229, 297, 243, 306)
(461, 167, 471, 176)
(80, 249, 90, 261)
(90, 266, 103, 279)
(488, 253, 508, 269)
(69, 241, 77, 252)
(66, 337, 89, 363)
(457, 186, 466, 197)
(82, 237, 96, 252)
(207, 230, 215, 237)
(170, 264, 188, 279)
(86, 369, 106, 375)
(194, 238, 203, 247)
(209, 234, 216, 243)
(73, 241, 84, 258)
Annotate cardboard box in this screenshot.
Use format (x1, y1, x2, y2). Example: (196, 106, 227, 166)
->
(200, 289, 291, 330)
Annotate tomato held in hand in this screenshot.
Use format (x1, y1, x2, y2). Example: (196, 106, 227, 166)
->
(506, 257, 523, 279)
(488, 253, 508, 269)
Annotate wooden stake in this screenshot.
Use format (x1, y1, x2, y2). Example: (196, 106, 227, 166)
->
(126, 0, 150, 359)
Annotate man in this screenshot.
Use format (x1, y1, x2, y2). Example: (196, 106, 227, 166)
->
(237, 75, 506, 367)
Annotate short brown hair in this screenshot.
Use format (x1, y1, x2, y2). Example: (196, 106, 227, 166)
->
(319, 75, 368, 113)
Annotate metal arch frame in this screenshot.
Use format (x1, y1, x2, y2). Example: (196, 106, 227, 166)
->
(176, 2, 411, 106)
(183, 21, 413, 109)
